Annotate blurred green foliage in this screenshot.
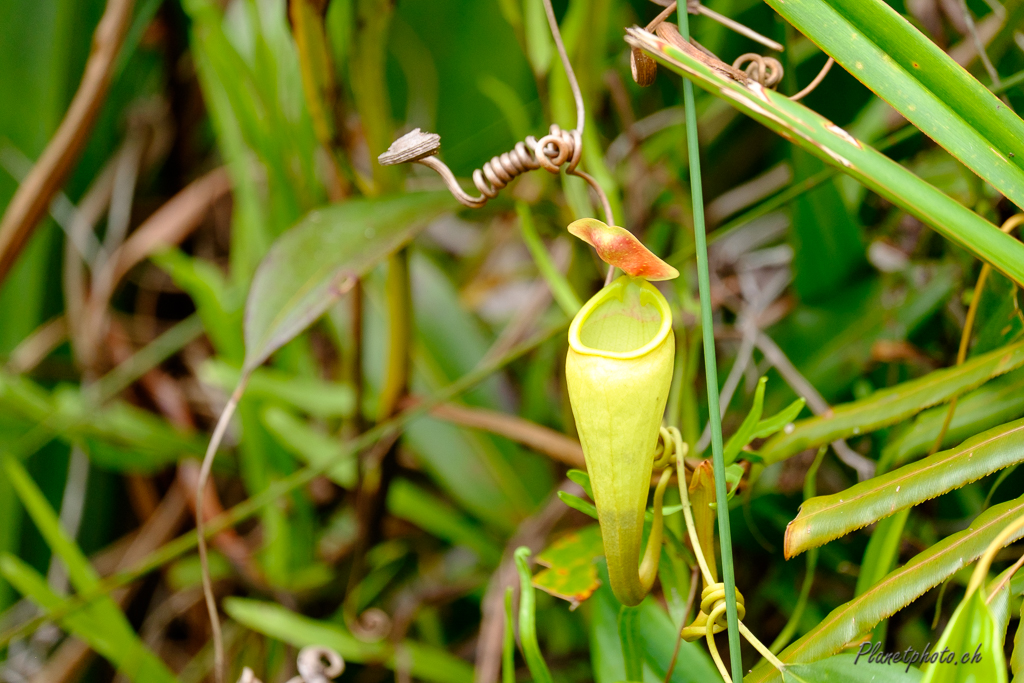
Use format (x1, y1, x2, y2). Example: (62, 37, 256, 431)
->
(0, 0, 1023, 681)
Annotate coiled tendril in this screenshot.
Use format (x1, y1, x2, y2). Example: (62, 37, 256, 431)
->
(475, 125, 582, 199)
(378, 0, 615, 227)
(238, 646, 344, 683)
(732, 53, 784, 89)
(379, 124, 612, 226)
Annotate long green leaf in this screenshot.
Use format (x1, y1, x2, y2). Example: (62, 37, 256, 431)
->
(723, 376, 766, 464)
(0, 371, 205, 472)
(853, 509, 908, 646)
(0, 459, 177, 683)
(224, 598, 474, 683)
(782, 653, 921, 682)
(0, 555, 178, 683)
(786, 417, 1024, 558)
(879, 368, 1024, 471)
(243, 192, 454, 373)
(745, 493, 1024, 682)
(762, 0, 1024, 210)
(626, 30, 1024, 287)
(204, 361, 355, 419)
(760, 341, 1024, 466)
(260, 406, 357, 488)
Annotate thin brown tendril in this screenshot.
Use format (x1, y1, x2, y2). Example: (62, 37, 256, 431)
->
(542, 0, 584, 133)
(197, 379, 247, 683)
(790, 57, 835, 102)
(645, 1, 783, 52)
(931, 214, 1024, 454)
(379, 0, 618, 282)
(733, 53, 784, 88)
(637, 5, 785, 92)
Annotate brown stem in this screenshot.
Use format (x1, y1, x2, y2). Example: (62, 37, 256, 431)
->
(400, 397, 586, 469)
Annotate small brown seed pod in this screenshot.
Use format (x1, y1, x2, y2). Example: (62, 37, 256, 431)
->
(631, 48, 657, 87)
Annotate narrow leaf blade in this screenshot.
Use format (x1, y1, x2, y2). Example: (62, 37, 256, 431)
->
(627, 30, 1024, 288)
(745, 494, 1024, 682)
(761, 341, 1024, 466)
(786, 417, 1024, 558)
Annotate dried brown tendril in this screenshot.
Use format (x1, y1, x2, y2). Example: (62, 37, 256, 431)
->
(632, 2, 784, 89)
(732, 53, 785, 89)
(378, 0, 614, 229)
(237, 646, 344, 683)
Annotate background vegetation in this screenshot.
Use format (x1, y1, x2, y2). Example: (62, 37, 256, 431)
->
(0, 0, 1023, 681)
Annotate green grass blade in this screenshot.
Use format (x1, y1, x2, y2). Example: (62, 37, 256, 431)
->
(746, 493, 1024, 682)
(223, 598, 474, 683)
(626, 29, 1024, 288)
(3, 455, 100, 593)
(723, 376, 766, 464)
(204, 361, 355, 419)
(762, 0, 1024, 209)
(786, 417, 1024, 558)
(676, 7, 742, 679)
(386, 479, 503, 566)
(260, 406, 356, 488)
(0, 458, 178, 683)
(516, 201, 581, 316)
(760, 340, 1024, 465)
(0, 554, 178, 683)
(618, 604, 644, 681)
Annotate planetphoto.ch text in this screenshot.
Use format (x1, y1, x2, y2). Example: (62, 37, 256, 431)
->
(854, 641, 984, 673)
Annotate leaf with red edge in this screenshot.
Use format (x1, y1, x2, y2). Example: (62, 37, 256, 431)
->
(568, 218, 679, 281)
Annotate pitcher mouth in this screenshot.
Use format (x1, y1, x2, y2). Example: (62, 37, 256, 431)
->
(569, 275, 672, 360)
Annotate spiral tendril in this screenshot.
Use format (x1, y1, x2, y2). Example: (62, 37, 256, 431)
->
(237, 646, 344, 683)
(379, 124, 613, 226)
(473, 125, 582, 200)
(732, 53, 784, 89)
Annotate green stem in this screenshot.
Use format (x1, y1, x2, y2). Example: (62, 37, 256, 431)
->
(514, 547, 554, 683)
(503, 588, 516, 683)
(619, 604, 645, 681)
(677, 8, 742, 682)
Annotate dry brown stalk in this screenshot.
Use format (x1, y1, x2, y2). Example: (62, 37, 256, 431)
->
(400, 397, 586, 469)
(80, 167, 231, 369)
